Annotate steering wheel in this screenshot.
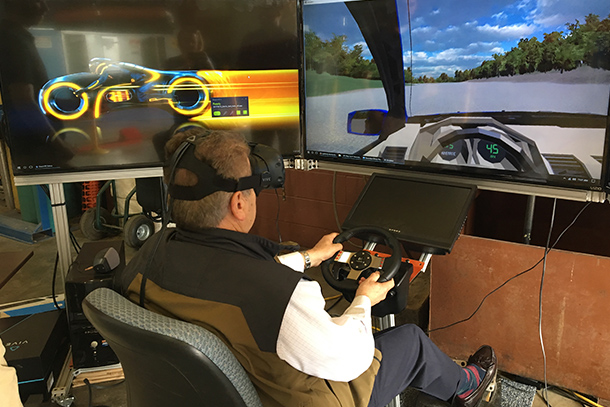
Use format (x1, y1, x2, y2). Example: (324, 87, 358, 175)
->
(321, 226, 402, 298)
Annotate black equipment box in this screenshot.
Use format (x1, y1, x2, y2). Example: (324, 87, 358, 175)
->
(65, 240, 124, 369)
(0, 309, 69, 401)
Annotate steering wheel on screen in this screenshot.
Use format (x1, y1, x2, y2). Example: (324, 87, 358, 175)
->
(321, 226, 402, 299)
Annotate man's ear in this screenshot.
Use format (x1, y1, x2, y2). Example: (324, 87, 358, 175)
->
(229, 191, 247, 221)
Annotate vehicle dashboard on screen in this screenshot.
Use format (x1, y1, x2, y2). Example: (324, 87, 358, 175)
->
(303, 0, 610, 193)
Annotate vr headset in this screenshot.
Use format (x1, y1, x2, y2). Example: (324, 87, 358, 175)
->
(167, 135, 285, 201)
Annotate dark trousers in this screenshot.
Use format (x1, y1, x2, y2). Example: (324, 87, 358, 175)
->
(367, 324, 462, 407)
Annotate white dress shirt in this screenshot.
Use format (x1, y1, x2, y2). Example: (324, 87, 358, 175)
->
(276, 252, 375, 382)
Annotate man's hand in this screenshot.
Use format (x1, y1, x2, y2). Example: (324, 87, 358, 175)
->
(356, 271, 395, 306)
(307, 233, 343, 268)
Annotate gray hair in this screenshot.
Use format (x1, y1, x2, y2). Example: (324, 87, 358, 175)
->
(164, 128, 251, 230)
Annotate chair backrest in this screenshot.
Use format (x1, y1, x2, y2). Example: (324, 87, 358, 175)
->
(82, 287, 262, 407)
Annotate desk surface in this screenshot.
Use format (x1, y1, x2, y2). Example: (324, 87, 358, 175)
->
(0, 250, 34, 290)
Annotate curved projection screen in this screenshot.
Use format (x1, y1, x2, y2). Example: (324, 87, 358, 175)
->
(303, 0, 610, 193)
(0, 0, 301, 175)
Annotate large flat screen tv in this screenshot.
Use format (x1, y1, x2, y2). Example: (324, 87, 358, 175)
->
(0, 0, 301, 176)
(303, 0, 610, 194)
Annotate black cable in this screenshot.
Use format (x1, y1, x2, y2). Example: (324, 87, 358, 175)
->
(85, 378, 93, 407)
(549, 386, 596, 407)
(427, 257, 543, 333)
(52, 252, 61, 310)
(428, 201, 591, 333)
(39, 183, 81, 253)
(70, 230, 81, 254)
(83, 378, 112, 407)
(275, 188, 283, 243)
(139, 139, 191, 308)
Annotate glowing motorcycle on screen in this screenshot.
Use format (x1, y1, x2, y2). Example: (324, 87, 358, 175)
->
(38, 58, 299, 129)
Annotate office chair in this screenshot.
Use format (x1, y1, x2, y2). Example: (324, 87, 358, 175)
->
(82, 287, 262, 407)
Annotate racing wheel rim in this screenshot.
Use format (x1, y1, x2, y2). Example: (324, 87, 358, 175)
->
(321, 226, 402, 295)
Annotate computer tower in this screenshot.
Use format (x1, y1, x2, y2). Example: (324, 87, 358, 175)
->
(0, 309, 69, 401)
(65, 240, 124, 369)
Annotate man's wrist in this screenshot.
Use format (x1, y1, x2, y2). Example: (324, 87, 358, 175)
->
(300, 251, 311, 270)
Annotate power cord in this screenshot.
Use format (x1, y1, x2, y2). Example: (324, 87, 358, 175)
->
(536, 389, 554, 407)
(139, 136, 192, 307)
(274, 188, 284, 243)
(427, 201, 591, 334)
(39, 184, 81, 254)
(40, 184, 81, 310)
(52, 253, 61, 310)
(539, 198, 558, 407)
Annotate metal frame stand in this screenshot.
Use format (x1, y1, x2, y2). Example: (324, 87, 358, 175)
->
(49, 183, 73, 284)
(14, 167, 163, 280)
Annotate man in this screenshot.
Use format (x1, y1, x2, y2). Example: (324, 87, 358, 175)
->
(115, 128, 496, 407)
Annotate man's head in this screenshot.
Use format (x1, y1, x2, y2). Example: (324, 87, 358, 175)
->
(164, 127, 255, 232)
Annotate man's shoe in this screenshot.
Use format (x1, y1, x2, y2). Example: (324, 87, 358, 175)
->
(454, 345, 497, 407)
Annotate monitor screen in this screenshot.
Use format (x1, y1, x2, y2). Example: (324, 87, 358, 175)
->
(0, 0, 301, 176)
(342, 173, 477, 254)
(303, 0, 610, 193)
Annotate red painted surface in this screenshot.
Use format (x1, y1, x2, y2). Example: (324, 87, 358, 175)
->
(430, 235, 610, 399)
(251, 169, 368, 248)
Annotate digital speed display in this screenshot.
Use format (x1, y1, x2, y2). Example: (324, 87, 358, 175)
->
(477, 140, 506, 163)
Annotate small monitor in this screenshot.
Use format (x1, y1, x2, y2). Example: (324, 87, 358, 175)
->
(343, 173, 477, 254)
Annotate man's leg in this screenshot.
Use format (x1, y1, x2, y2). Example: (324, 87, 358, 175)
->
(367, 324, 462, 407)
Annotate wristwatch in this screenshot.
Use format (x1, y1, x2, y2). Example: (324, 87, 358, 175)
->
(301, 251, 311, 270)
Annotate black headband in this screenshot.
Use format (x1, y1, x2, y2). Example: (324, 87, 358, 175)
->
(167, 141, 264, 201)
